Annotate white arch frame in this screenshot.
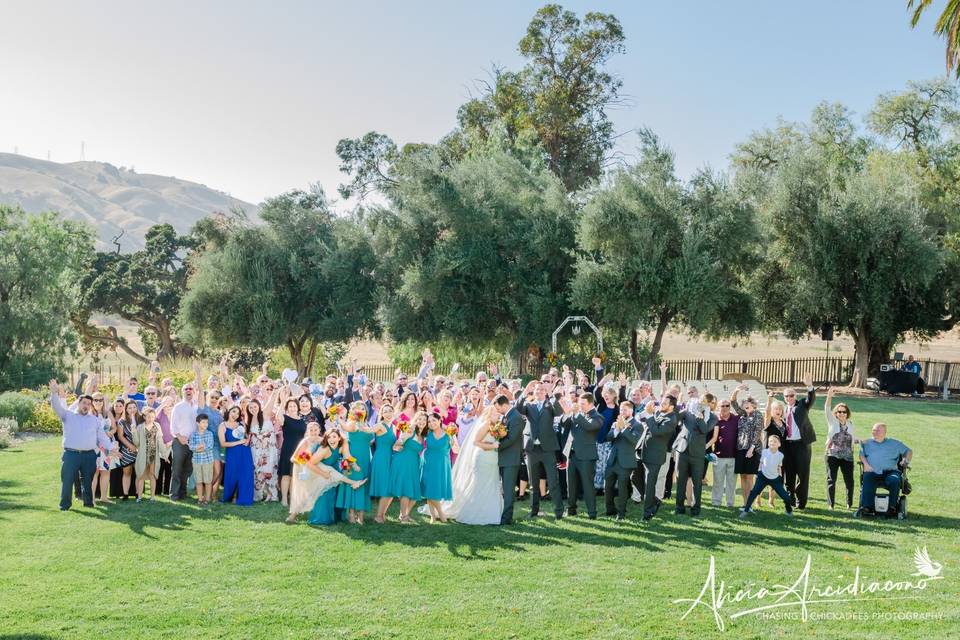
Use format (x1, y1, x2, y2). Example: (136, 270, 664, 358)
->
(551, 316, 603, 354)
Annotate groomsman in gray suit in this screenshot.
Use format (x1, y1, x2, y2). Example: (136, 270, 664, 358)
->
(638, 395, 679, 521)
(517, 377, 565, 519)
(559, 393, 603, 519)
(674, 396, 716, 516)
(604, 400, 642, 520)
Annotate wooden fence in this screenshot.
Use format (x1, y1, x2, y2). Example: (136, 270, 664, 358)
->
(48, 355, 958, 392)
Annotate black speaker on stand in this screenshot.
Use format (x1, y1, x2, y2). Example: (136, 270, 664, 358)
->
(820, 323, 834, 341)
(821, 323, 834, 384)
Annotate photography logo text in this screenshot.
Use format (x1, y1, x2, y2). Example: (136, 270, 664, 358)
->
(672, 547, 945, 632)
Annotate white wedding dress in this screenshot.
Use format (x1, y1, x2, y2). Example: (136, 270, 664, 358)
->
(446, 428, 503, 525)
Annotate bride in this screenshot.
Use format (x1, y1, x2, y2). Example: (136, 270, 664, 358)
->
(446, 405, 503, 525)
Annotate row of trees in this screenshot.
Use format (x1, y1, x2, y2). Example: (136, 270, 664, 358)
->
(3, 5, 958, 390)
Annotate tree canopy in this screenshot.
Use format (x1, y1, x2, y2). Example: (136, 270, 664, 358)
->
(571, 130, 760, 374)
(0, 205, 94, 390)
(178, 189, 379, 375)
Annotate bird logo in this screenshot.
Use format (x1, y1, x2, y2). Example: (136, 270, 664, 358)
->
(912, 547, 943, 578)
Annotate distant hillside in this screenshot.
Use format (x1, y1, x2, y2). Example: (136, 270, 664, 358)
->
(0, 153, 257, 250)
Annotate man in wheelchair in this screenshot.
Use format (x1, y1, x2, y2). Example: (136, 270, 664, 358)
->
(855, 422, 913, 519)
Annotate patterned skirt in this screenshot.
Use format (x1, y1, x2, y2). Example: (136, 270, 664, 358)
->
(594, 442, 614, 489)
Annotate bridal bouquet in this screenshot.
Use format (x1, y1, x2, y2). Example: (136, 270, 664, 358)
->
(444, 424, 458, 438)
(489, 418, 508, 440)
(339, 456, 358, 474)
(327, 404, 343, 421)
(349, 406, 367, 423)
(396, 420, 411, 435)
(294, 449, 312, 465)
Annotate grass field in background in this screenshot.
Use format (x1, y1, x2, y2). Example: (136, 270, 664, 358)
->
(1, 396, 958, 639)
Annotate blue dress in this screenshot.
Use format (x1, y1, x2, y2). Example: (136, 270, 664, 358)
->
(421, 431, 453, 501)
(222, 424, 254, 506)
(369, 425, 396, 498)
(336, 429, 373, 511)
(308, 449, 341, 525)
(389, 436, 423, 500)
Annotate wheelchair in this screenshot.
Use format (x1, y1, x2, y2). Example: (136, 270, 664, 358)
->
(853, 455, 911, 520)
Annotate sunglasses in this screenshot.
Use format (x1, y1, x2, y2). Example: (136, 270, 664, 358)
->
(784, 394, 796, 398)
(836, 410, 848, 414)
(720, 403, 731, 407)
(93, 399, 104, 403)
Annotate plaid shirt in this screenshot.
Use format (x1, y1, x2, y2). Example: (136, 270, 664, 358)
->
(188, 430, 215, 465)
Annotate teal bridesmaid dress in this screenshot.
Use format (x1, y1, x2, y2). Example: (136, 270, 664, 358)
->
(421, 431, 453, 501)
(308, 449, 341, 526)
(336, 429, 373, 511)
(369, 425, 396, 498)
(389, 436, 423, 500)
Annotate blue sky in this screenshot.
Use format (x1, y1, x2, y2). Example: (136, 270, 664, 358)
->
(0, 1, 949, 204)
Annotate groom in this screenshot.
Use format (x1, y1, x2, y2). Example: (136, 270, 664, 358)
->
(494, 394, 524, 525)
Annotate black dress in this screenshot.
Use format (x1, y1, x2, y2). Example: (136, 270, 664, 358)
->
(279, 414, 307, 477)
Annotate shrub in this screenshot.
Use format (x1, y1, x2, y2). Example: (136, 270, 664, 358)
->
(24, 402, 62, 434)
(0, 392, 38, 426)
(0, 417, 18, 449)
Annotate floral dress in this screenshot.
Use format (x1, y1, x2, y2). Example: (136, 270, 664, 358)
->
(96, 419, 120, 472)
(250, 418, 279, 501)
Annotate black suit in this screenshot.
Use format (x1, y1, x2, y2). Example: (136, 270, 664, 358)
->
(604, 418, 641, 517)
(782, 387, 817, 509)
(517, 396, 564, 518)
(561, 409, 603, 517)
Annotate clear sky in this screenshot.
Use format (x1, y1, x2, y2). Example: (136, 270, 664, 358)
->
(0, 1, 949, 205)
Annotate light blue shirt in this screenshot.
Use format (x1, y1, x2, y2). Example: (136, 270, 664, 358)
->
(52, 392, 112, 452)
(861, 438, 911, 473)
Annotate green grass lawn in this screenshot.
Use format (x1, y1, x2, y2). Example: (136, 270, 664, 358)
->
(1, 396, 958, 639)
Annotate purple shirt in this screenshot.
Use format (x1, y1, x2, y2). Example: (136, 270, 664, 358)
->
(156, 410, 173, 445)
(52, 393, 113, 452)
(714, 413, 739, 458)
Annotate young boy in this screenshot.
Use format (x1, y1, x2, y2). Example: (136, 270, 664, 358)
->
(739, 434, 793, 518)
(188, 413, 215, 505)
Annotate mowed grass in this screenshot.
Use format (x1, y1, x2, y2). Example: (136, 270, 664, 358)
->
(1, 396, 958, 640)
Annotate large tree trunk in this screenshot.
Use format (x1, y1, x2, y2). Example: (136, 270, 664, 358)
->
(287, 335, 311, 378)
(155, 317, 179, 361)
(849, 322, 893, 388)
(643, 311, 673, 379)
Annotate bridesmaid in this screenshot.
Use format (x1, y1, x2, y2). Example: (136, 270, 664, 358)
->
(422, 412, 458, 523)
(371, 404, 397, 523)
(286, 419, 324, 523)
(336, 401, 374, 524)
(307, 430, 365, 526)
(395, 392, 419, 428)
(389, 411, 427, 523)
(435, 390, 459, 463)
(219, 406, 254, 506)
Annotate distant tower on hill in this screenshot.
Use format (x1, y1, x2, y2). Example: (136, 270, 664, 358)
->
(80, 141, 85, 161)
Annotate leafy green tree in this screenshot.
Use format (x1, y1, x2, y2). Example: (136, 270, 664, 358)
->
(0, 205, 94, 390)
(455, 4, 625, 192)
(367, 140, 577, 353)
(909, 0, 960, 78)
(571, 130, 759, 374)
(179, 189, 379, 376)
(74, 223, 194, 363)
(736, 102, 951, 384)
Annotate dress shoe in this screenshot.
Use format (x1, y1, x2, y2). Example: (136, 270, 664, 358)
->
(587, 513, 597, 520)
(642, 513, 654, 521)
(675, 507, 685, 515)
(615, 514, 626, 522)
(566, 508, 578, 517)
(605, 510, 617, 517)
